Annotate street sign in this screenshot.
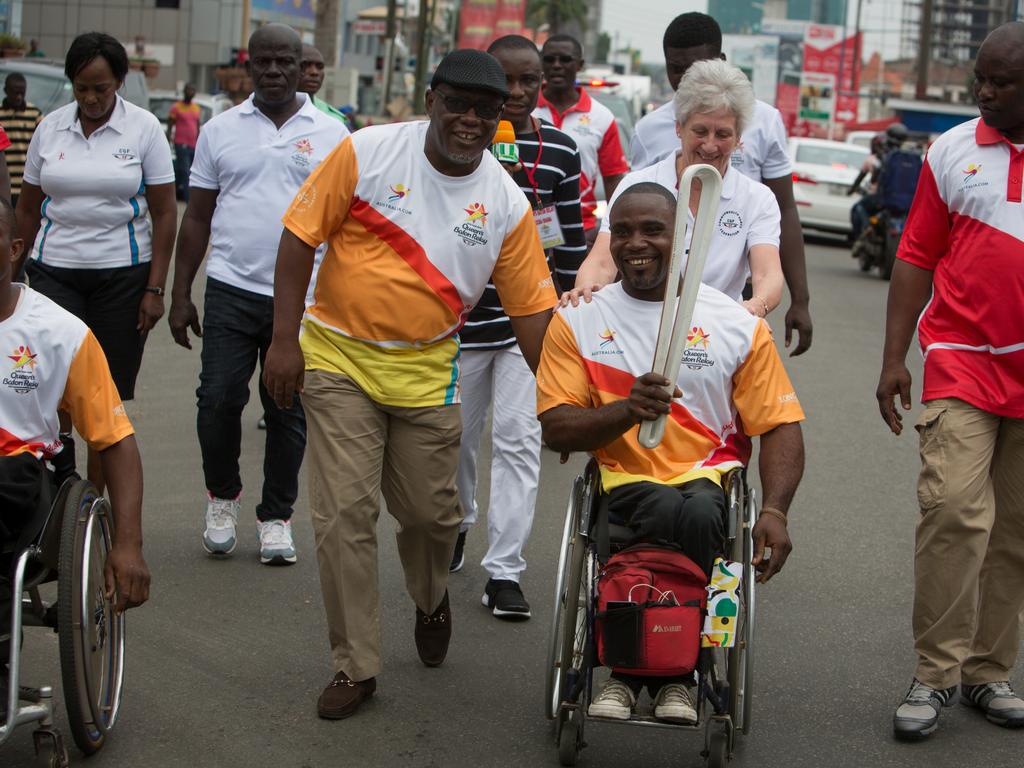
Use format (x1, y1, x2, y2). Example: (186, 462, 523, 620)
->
(353, 20, 387, 35)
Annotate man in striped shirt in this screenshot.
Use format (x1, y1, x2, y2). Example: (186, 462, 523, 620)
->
(0, 74, 41, 207)
(451, 35, 584, 620)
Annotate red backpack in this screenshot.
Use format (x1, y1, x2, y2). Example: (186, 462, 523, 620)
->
(595, 546, 707, 676)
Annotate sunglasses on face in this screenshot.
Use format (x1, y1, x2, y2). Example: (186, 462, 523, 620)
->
(436, 92, 503, 120)
(542, 54, 576, 65)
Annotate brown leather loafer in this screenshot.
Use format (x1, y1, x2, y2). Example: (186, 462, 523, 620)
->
(415, 590, 452, 667)
(317, 671, 376, 720)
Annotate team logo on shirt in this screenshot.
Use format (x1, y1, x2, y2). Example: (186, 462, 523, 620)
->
(291, 138, 315, 168)
(599, 329, 616, 347)
(374, 183, 413, 215)
(682, 326, 715, 370)
(388, 183, 411, 202)
(4, 345, 39, 393)
(112, 147, 136, 161)
(454, 203, 490, 246)
(961, 163, 988, 190)
(590, 328, 622, 357)
(717, 210, 743, 237)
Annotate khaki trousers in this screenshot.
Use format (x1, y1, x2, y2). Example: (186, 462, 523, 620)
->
(913, 397, 1024, 690)
(303, 369, 463, 681)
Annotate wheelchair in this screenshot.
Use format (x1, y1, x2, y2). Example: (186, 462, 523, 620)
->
(1, 476, 125, 766)
(546, 459, 756, 767)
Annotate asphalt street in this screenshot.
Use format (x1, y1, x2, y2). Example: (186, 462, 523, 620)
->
(6, 235, 1023, 768)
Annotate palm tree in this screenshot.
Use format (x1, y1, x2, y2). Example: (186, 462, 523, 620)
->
(525, 0, 588, 34)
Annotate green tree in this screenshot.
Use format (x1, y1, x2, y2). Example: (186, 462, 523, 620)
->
(595, 31, 611, 62)
(526, 0, 588, 33)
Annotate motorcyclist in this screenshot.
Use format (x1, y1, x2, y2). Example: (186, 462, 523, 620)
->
(848, 133, 886, 241)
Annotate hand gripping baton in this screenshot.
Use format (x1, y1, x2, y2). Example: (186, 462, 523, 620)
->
(638, 163, 723, 449)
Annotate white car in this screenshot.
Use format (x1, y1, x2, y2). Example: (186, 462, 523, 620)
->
(789, 138, 870, 238)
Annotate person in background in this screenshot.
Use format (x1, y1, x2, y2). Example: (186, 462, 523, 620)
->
(299, 44, 347, 123)
(15, 32, 176, 490)
(168, 83, 201, 202)
(26, 39, 46, 58)
(450, 34, 585, 621)
(624, 12, 813, 356)
(169, 23, 349, 566)
(0, 73, 42, 209)
(534, 33, 628, 248)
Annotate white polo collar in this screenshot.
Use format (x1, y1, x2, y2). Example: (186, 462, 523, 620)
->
(666, 150, 740, 200)
(238, 91, 317, 123)
(55, 94, 129, 135)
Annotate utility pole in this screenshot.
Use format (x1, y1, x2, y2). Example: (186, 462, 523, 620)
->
(240, 0, 251, 52)
(915, 0, 933, 100)
(381, 0, 398, 115)
(315, 0, 341, 67)
(413, 0, 433, 114)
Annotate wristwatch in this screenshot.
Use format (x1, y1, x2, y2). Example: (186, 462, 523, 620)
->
(143, 286, 165, 296)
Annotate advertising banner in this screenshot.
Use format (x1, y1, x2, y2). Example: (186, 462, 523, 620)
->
(457, 0, 525, 49)
(796, 23, 862, 136)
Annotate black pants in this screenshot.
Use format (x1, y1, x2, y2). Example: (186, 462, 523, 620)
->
(606, 478, 726, 696)
(196, 278, 306, 521)
(0, 455, 48, 667)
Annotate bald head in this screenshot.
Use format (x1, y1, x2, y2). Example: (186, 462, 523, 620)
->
(249, 23, 301, 56)
(974, 21, 1024, 141)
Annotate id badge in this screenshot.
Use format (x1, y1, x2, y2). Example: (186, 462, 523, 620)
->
(533, 205, 565, 249)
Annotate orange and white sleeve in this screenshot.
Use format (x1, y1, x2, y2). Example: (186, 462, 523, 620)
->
(59, 332, 135, 451)
(731, 321, 805, 436)
(492, 209, 558, 317)
(537, 312, 593, 416)
(282, 135, 359, 248)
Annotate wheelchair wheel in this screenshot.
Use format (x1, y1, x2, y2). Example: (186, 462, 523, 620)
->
(557, 708, 583, 767)
(725, 475, 756, 735)
(546, 473, 588, 720)
(57, 481, 125, 755)
(705, 726, 729, 768)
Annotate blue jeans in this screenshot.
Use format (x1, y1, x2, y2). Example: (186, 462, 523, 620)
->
(174, 143, 195, 201)
(196, 278, 305, 521)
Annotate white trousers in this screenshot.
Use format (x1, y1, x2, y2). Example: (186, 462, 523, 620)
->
(456, 345, 541, 582)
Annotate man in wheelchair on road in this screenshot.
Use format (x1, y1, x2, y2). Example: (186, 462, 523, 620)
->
(536, 183, 805, 724)
(0, 197, 150, 697)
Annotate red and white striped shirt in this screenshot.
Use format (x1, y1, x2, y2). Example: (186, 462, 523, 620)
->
(897, 118, 1024, 417)
(534, 88, 629, 231)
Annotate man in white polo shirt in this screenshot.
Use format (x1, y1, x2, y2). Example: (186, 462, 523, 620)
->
(534, 34, 628, 247)
(879, 22, 1024, 741)
(625, 12, 813, 357)
(168, 23, 349, 566)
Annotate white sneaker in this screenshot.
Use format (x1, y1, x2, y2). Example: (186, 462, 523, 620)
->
(653, 683, 697, 724)
(257, 519, 297, 565)
(203, 495, 239, 555)
(587, 678, 636, 720)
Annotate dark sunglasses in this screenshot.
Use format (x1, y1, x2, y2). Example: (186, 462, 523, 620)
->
(542, 54, 576, 65)
(436, 92, 503, 120)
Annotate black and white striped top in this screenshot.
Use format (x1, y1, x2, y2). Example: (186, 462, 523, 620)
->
(461, 121, 586, 350)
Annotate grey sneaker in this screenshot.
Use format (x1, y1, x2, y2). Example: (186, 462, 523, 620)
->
(893, 680, 957, 740)
(653, 683, 697, 724)
(203, 495, 240, 555)
(587, 678, 636, 720)
(962, 681, 1024, 728)
(257, 519, 297, 565)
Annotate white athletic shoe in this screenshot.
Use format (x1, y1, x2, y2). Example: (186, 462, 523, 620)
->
(257, 519, 297, 565)
(587, 678, 636, 720)
(653, 683, 697, 724)
(203, 495, 239, 555)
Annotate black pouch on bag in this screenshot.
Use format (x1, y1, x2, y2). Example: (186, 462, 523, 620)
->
(601, 601, 643, 668)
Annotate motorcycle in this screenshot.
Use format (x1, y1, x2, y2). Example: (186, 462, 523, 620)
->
(851, 209, 906, 280)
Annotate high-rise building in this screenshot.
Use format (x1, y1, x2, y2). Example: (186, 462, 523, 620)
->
(901, 0, 1016, 62)
(709, 0, 764, 34)
(786, 0, 845, 25)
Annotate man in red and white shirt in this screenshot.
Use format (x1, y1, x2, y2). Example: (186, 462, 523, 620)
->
(878, 21, 1024, 741)
(534, 34, 628, 244)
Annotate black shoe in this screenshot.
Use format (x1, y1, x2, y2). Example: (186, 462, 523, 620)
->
(449, 531, 466, 573)
(481, 579, 531, 620)
(415, 591, 452, 667)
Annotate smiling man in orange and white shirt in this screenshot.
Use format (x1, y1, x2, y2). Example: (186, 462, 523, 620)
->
(263, 49, 556, 722)
(537, 182, 804, 723)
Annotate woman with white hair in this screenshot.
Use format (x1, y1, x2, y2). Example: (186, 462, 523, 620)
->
(566, 59, 783, 318)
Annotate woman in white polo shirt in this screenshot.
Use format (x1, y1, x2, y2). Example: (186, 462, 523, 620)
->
(15, 32, 175, 485)
(567, 59, 783, 318)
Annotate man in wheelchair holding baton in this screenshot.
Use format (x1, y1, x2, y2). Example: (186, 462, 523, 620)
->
(0, 197, 150, 681)
(537, 183, 804, 723)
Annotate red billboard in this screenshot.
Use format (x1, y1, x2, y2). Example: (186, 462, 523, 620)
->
(457, 0, 525, 49)
(794, 24, 862, 137)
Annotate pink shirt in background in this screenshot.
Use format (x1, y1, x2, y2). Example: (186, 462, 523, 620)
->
(170, 101, 200, 148)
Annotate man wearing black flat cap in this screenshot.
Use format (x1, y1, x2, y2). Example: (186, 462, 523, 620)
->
(264, 48, 557, 720)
